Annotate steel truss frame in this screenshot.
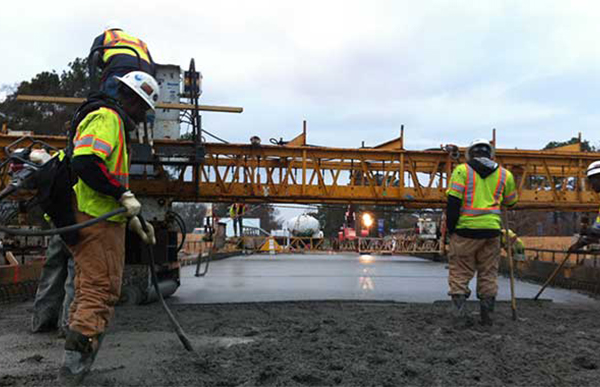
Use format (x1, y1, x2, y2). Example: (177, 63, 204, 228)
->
(1, 133, 598, 210)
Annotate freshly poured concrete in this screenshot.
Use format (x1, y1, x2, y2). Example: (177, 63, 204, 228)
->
(173, 253, 597, 305)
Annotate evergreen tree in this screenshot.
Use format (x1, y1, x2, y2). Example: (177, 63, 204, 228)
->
(0, 57, 96, 135)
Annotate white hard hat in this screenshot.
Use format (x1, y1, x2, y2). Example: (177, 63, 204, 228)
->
(466, 138, 494, 161)
(586, 160, 600, 178)
(116, 71, 160, 111)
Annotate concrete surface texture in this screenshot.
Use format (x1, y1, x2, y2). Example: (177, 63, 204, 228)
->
(175, 253, 596, 305)
(3, 300, 600, 386)
(3, 253, 600, 386)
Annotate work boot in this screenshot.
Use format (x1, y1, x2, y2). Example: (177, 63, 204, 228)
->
(480, 297, 496, 326)
(451, 294, 472, 328)
(31, 310, 58, 333)
(57, 326, 67, 339)
(58, 330, 99, 386)
(91, 333, 105, 363)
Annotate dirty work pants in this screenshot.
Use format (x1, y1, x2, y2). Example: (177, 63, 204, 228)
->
(68, 210, 125, 338)
(448, 234, 500, 298)
(32, 235, 75, 332)
(233, 217, 243, 237)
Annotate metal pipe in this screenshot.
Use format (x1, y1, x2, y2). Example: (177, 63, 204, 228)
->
(502, 208, 517, 321)
(534, 252, 573, 300)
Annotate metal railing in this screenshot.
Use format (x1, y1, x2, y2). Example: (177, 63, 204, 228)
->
(523, 247, 600, 267)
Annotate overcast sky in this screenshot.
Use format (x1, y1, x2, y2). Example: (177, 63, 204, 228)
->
(2, 1, 600, 219)
(3, 0, 600, 151)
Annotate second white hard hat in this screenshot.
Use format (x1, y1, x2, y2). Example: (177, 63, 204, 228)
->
(586, 160, 600, 178)
(116, 71, 160, 111)
(466, 138, 495, 161)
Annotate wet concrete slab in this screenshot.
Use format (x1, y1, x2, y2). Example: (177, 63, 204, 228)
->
(172, 253, 598, 305)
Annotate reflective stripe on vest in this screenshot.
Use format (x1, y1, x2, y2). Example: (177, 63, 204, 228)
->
(505, 191, 517, 203)
(461, 165, 506, 217)
(465, 164, 475, 208)
(493, 167, 507, 202)
(92, 138, 113, 156)
(110, 109, 129, 189)
(74, 135, 94, 150)
(74, 108, 129, 188)
(102, 30, 151, 64)
(113, 111, 128, 189)
(449, 182, 465, 195)
(462, 208, 501, 216)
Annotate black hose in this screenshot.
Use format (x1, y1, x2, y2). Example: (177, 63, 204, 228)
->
(167, 211, 187, 253)
(0, 185, 18, 202)
(138, 215, 198, 356)
(0, 208, 127, 236)
(0, 203, 198, 356)
(0, 201, 19, 225)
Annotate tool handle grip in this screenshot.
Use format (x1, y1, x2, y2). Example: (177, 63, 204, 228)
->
(137, 213, 149, 232)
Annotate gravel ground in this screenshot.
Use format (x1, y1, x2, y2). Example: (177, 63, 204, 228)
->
(2, 299, 600, 386)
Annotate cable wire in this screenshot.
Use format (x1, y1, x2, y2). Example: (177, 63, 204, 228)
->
(201, 129, 229, 144)
(167, 210, 187, 253)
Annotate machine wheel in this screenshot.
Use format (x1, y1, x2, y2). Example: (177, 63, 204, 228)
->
(119, 285, 144, 306)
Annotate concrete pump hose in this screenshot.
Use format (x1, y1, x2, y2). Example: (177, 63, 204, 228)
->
(137, 214, 199, 357)
(0, 208, 128, 236)
(0, 209, 199, 357)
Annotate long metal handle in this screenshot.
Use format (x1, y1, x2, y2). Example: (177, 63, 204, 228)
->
(502, 208, 517, 321)
(533, 251, 572, 300)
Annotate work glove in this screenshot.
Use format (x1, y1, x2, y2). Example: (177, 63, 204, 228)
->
(128, 217, 156, 245)
(119, 191, 141, 217)
(29, 149, 51, 164)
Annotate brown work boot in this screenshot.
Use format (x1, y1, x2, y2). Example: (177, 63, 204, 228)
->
(479, 297, 495, 326)
(58, 330, 100, 386)
(451, 294, 473, 328)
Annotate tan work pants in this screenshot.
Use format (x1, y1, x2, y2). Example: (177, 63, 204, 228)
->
(448, 233, 500, 298)
(68, 210, 125, 337)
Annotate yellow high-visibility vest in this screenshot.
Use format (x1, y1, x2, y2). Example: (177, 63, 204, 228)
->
(73, 108, 129, 223)
(447, 163, 518, 230)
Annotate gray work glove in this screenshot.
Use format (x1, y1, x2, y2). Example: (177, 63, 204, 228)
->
(119, 191, 141, 217)
(128, 217, 156, 245)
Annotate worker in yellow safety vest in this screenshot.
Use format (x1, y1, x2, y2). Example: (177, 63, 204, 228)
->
(569, 161, 600, 251)
(90, 23, 155, 99)
(230, 203, 248, 237)
(446, 138, 518, 326)
(59, 71, 159, 385)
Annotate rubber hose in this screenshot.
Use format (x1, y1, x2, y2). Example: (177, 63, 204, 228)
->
(167, 211, 187, 253)
(138, 214, 197, 355)
(0, 208, 127, 236)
